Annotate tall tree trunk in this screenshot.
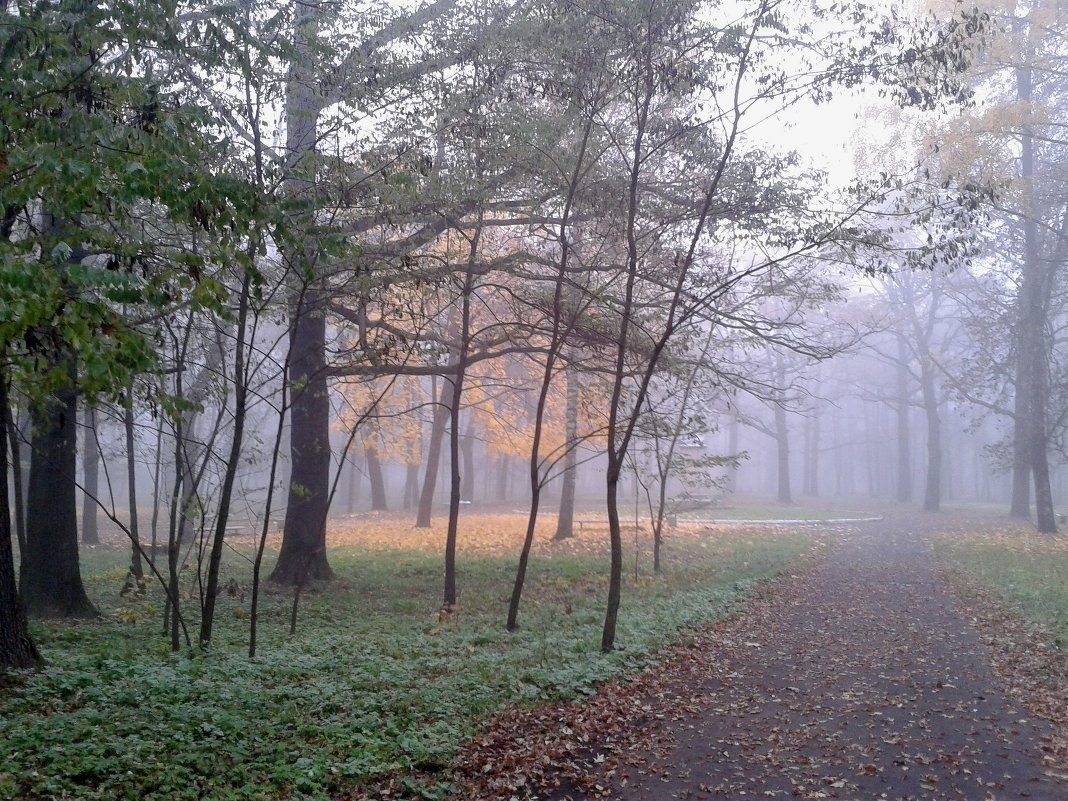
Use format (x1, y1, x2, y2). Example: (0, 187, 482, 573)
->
(271, 288, 334, 583)
(0, 371, 41, 669)
(802, 404, 819, 497)
(416, 378, 453, 528)
(401, 462, 417, 509)
(3, 401, 27, 554)
(200, 269, 253, 646)
(272, 0, 336, 582)
(920, 365, 941, 513)
(774, 402, 792, 504)
(21, 355, 97, 618)
(443, 225, 481, 612)
(366, 446, 388, 511)
(554, 362, 579, 540)
(895, 336, 913, 504)
(495, 455, 510, 502)
(1014, 37, 1057, 533)
(602, 462, 623, 653)
(460, 422, 475, 502)
(81, 404, 100, 545)
(122, 388, 145, 594)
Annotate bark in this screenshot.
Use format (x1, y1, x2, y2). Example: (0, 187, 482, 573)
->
(270, 289, 335, 583)
(443, 225, 481, 612)
(272, 0, 335, 583)
(0, 371, 41, 669)
(601, 465, 623, 653)
(460, 423, 475, 502)
(81, 405, 100, 545)
(366, 446, 388, 511)
(3, 402, 26, 553)
(200, 270, 252, 646)
(553, 362, 579, 540)
(21, 355, 97, 618)
(121, 389, 145, 594)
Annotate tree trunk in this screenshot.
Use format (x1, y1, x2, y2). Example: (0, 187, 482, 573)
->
(122, 389, 145, 594)
(0, 371, 41, 669)
(554, 363, 579, 540)
(495, 455, 510, 502)
(3, 402, 27, 554)
(403, 462, 419, 509)
(366, 446, 388, 511)
(460, 423, 475, 502)
(270, 288, 335, 584)
(921, 365, 941, 513)
(81, 404, 100, 545)
(602, 462, 623, 653)
(1015, 46, 1057, 533)
(803, 404, 819, 497)
(21, 356, 97, 618)
(200, 270, 253, 646)
(272, 0, 335, 583)
(896, 336, 913, 504)
(416, 378, 453, 528)
(774, 402, 792, 504)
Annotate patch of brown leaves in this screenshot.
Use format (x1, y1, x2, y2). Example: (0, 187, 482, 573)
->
(446, 545, 826, 801)
(326, 511, 800, 561)
(942, 566, 1068, 783)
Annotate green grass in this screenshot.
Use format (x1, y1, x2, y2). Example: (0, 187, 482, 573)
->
(1, 530, 811, 801)
(936, 531, 1068, 648)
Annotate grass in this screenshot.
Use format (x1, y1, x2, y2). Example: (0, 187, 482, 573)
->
(1, 515, 813, 801)
(935, 527, 1068, 649)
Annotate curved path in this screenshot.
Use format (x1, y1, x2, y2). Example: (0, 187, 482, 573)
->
(562, 519, 1065, 800)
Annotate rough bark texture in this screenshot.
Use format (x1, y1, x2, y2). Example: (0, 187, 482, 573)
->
(271, 289, 335, 584)
(0, 373, 41, 669)
(272, 0, 336, 583)
(21, 357, 98, 619)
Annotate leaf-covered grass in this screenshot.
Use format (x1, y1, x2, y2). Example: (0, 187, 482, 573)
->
(936, 528, 1068, 649)
(1, 518, 812, 801)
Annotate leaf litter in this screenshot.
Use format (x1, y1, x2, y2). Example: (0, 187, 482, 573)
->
(448, 514, 1068, 800)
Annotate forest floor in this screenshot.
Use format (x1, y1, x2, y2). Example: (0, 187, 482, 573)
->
(451, 513, 1068, 800)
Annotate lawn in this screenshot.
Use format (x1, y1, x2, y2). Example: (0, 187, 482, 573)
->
(935, 526, 1068, 649)
(1, 513, 814, 801)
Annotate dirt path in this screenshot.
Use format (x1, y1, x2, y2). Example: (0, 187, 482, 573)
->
(552, 519, 1067, 800)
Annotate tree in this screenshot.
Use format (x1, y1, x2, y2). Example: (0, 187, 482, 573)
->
(926, 0, 1067, 531)
(0, 373, 40, 669)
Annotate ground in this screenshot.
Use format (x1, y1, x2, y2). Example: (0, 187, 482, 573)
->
(451, 513, 1068, 800)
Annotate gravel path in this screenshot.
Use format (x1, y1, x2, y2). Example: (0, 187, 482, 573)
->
(572, 520, 1065, 800)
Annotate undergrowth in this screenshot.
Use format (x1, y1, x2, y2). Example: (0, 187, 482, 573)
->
(1, 527, 811, 801)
